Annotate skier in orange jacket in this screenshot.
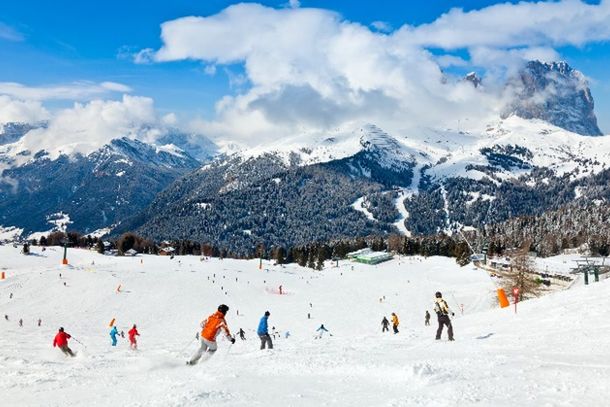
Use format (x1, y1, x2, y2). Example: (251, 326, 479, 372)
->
(187, 304, 235, 365)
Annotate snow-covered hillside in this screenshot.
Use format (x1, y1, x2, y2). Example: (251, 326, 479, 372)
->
(227, 116, 610, 186)
(1, 246, 609, 406)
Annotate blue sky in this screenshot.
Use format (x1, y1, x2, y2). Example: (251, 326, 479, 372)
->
(1, 0, 609, 138)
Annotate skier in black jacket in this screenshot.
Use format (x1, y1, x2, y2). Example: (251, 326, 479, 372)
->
(434, 292, 454, 341)
(381, 316, 390, 332)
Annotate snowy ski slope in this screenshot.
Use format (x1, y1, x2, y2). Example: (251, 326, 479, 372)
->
(1, 245, 609, 406)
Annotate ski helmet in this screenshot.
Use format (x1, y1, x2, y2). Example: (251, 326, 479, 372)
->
(218, 304, 229, 314)
(265, 311, 270, 316)
(59, 327, 64, 332)
(435, 291, 442, 298)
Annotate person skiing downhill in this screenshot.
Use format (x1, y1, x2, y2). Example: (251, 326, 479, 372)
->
(187, 304, 235, 365)
(53, 327, 75, 357)
(315, 324, 329, 339)
(238, 328, 246, 341)
(381, 316, 390, 332)
(110, 326, 120, 346)
(128, 324, 140, 349)
(258, 311, 273, 350)
(434, 292, 455, 341)
(391, 313, 399, 334)
(425, 311, 431, 326)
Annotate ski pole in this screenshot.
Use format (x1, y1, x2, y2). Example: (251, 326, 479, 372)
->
(72, 337, 87, 349)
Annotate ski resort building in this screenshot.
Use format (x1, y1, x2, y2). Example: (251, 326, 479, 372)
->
(348, 248, 393, 265)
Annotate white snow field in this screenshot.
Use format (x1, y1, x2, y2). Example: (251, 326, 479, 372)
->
(1, 245, 609, 406)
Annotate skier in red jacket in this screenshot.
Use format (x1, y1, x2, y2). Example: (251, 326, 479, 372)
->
(53, 327, 75, 357)
(128, 324, 140, 350)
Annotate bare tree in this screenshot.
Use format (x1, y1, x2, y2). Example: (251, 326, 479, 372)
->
(503, 240, 542, 301)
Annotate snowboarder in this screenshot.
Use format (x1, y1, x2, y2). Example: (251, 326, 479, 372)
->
(187, 304, 235, 365)
(258, 311, 273, 350)
(38, 318, 42, 327)
(315, 324, 329, 339)
(434, 292, 454, 341)
(238, 328, 246, 340)
(110, 326, 120, 346)
(391, 313, 399, 334)
(128, 324, 140, 350)
(279, 285, 283, 295)
(53, 327, 75, 357)
(425, 311, 431, 326)
(19, 318, 23, 327)
(381, 316, 390, 332)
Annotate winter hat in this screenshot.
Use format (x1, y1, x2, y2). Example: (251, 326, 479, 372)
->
(435, 291, 442, 298)
(59, 327, 64, 332)
(265, 311, 270, 316)
(218, 304, 229, 314)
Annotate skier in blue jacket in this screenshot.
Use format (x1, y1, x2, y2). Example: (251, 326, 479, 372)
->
(110, 326, 119, 346)
(257, 311, 273, 350)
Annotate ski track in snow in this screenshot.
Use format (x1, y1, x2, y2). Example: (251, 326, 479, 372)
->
(351, 196, 376, 222)
(1, 246, 610, 406)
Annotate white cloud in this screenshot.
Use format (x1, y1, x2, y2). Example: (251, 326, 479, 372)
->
(0, 81, 132, 101)
(0, 22, 24, 42)
(18, 95, 160, 159)
(0, 96, 49, 125)
(288, 0, 301, 9)
(397, 0, 610, 49)
(145, 3, 512, 144)
(140, 1, 610, 145)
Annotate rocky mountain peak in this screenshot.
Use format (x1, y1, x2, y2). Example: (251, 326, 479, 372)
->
(502, 60, 602, 136)
(464, 72, 482, 88)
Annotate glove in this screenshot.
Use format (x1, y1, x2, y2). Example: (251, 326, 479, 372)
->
(230, 337, 236, 344)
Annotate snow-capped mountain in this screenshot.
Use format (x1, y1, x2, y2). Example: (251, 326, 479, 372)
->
(2, 60, 608, 250)
(0, 131, 216, 236)
(502, 60, 602, 136)
(125, 87, 610, 253)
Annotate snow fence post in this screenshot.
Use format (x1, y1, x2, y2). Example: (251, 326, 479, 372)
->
(497, 289, 509, 308)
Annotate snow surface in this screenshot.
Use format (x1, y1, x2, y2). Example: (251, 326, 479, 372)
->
(0, 226, 23, 241)
(1, 246, 610, 406)
(351, 196, 376, 222)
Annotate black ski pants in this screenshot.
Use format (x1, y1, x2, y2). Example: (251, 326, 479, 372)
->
(392, 324, 399, 334)
(382, 324, 389, 332)
(60, 345, 75, 357)
(259, 334, 273, 349)
(436, 314, 454, 340)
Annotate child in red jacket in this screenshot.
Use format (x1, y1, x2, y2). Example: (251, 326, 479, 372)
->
(53, 327, 75, 357)
(128, 324, 140, 350)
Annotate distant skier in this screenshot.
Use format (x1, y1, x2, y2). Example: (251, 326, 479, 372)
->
(19, 318, 23, 327)
(110, 326, 120, 346)
(258, 311, 273, 350)
(391, 313, 399, 334)
(315, 324, 329, 339)
(4, 315, 8, 321)
(279, 285, 283, 295)
(187, 304, 235, 365)
(38, 318, 42, 327)
(9, 293, 13, 299)
(128, 324, 140, 350)
(238, 328, 246, 341)
(381, 316, 390, 332)
(425, 311, 431, 326)
(434, 292, 455, 341)
(53, 327, 75, 357)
